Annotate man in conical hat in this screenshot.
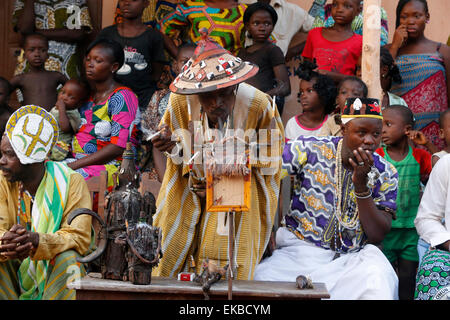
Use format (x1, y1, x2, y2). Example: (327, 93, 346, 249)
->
(254, 97, 400, 299)
(151, 30, 285, 280)
(0, 105, 92, 300)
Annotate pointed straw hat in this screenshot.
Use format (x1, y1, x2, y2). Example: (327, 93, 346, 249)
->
(170, 28, 259, 95)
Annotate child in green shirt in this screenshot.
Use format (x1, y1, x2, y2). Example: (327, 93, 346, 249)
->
(376, 105, 435, 300)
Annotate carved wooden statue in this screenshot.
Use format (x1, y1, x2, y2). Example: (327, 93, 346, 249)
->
(68, 143, 162, 285)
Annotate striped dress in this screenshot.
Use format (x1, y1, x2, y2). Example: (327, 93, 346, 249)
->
(391, 50, 448, 150)
(152, 83, 284, 280)
(157, 0, 247, 55)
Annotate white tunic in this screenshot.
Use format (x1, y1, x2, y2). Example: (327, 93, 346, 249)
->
(415, 154, 450, 248)
(254, 227, 399, 300)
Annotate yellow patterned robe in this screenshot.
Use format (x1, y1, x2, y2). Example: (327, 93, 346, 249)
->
(152, 83, 284, 280)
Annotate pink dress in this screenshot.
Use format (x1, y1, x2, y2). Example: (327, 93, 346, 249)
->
(66, 87, 140, 186)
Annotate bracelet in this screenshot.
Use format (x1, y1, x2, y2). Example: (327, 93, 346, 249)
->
(355, 189, 372, 199)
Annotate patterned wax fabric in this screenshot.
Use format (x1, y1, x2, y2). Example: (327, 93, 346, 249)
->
(114, 0, 182, 29)
(152, 83, 284, 280)
(415, 249, 450, 300)
(12, 0, 93, 79)
(5, 105, 59, 165)
(158, 0, 247, 55)
(282, 136, 398, 253)
(310, 2, 389, 46)
(141, 89, 170, 136)
(68, 87, 140, 187)
(391, 49, 448, 150)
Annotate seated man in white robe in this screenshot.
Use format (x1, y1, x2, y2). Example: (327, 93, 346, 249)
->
(254, 98, 399, 300)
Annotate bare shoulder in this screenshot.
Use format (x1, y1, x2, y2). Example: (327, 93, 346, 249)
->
(47, 71, 67, 85)
(438, 42, 450, 60)
(9, 73, 24, 87)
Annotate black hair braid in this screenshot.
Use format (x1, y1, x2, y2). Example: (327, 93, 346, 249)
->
(294, 58, 318, 81)
(380, 47, 402, 84)
(295, 59, 338, 114)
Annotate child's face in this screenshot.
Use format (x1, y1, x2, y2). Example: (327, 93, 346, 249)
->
(24, 36, 49, 69)
(246, 10, 274, 43)
(381, 108, 409, 146)
(398, 0, 429, 39)
(298, 79, 321, 112)
(57, 81, 85, 110)
(173, 47, 195, 75)
(330, 0, 361, 26)
(0, 83, 9, 107)
(119, 0, 149, 20)
(336, 80, 364, 112)
(439, 113, 450, 146)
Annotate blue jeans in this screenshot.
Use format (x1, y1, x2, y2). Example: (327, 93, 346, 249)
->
(417, 237, 430, 266)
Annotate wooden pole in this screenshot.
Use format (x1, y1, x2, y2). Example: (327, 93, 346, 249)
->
(361, 0, 383, 103)
(228, 209, 234, 300)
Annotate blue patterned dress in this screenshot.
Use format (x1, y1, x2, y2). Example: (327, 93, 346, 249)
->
(282, 136, 398, 253)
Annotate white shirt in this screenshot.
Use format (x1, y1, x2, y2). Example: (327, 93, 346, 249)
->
(415, 154, 450, 248)
(242, 0, 315, 56)
(285, 115, 329, 140)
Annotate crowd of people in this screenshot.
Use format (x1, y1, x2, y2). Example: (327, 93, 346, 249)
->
(0, 0, 449, 301)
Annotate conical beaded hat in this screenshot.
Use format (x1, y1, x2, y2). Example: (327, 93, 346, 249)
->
(170, 29, 259, 95)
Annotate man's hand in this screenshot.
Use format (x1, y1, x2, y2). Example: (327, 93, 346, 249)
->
(0, 225, 39, 260)
(348, 147, 374, 192)
(151, 124, 177, 153)
(190, 181, 206, 199)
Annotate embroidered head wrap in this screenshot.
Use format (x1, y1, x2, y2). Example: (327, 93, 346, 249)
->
(5, 105, 58, 164)
(341, 98, 383, 124)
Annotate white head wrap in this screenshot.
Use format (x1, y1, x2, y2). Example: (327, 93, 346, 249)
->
(5, 105, 58, 165)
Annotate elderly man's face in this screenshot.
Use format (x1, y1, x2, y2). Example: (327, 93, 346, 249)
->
(0, 135, 25, 182)
(197, 86, 237, 127)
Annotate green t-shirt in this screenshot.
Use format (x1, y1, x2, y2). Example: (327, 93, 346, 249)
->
(377, 146, 432, 228)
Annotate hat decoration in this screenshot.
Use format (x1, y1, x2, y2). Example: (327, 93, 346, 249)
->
(170, 28, 259, 94)
(341, 98, 383, 124)
(5, 105, 58, 165)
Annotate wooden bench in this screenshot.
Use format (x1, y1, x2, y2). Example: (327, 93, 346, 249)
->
(68, 273, 330, 300)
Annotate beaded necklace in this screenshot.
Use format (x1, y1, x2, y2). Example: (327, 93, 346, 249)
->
(333, 140, 360, 255)
(17, 182, 33, 231)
